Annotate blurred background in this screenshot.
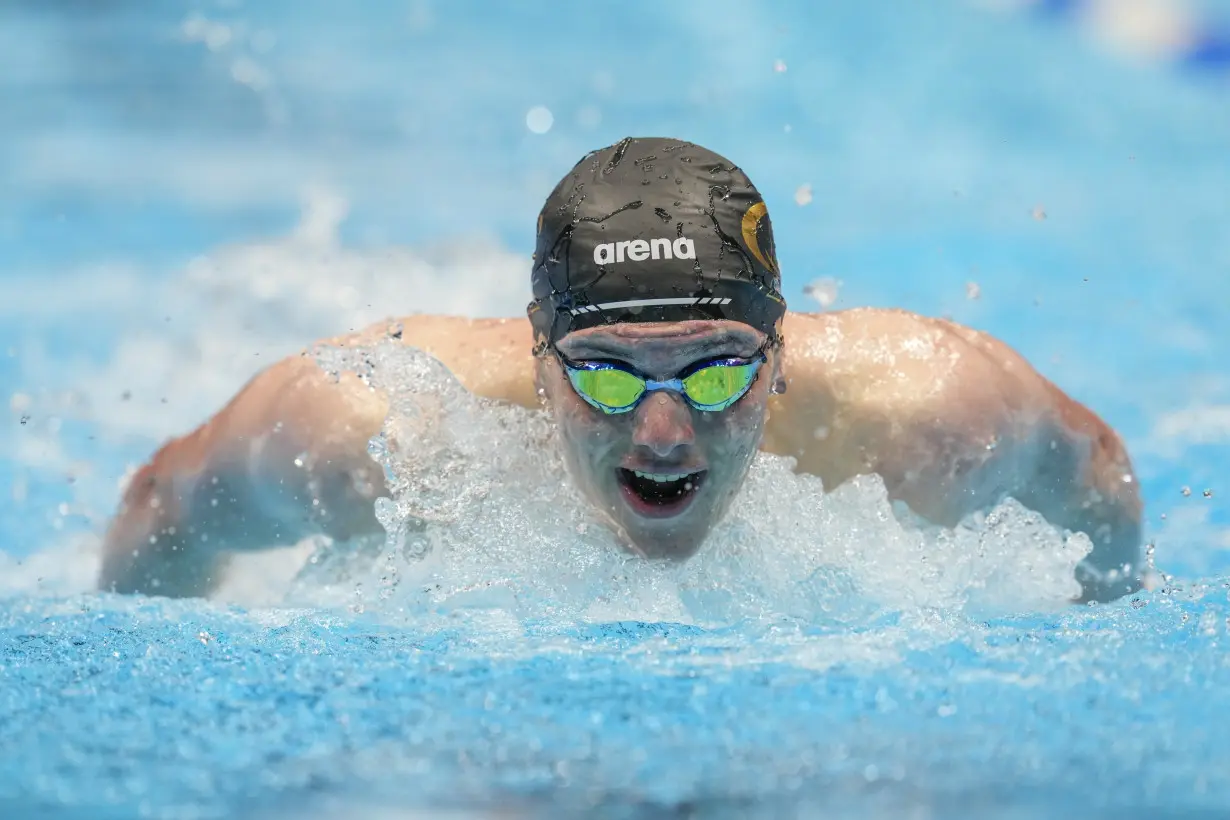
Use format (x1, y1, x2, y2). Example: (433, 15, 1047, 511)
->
(2, 0, 1229, 580)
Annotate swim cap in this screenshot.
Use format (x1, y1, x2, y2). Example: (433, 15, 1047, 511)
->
(528, 137, 787, 351)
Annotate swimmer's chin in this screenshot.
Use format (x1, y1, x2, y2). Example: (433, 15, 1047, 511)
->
(609, 517, 708, 562)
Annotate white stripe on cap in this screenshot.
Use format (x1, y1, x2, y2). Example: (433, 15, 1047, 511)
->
(568, 296, 732, 316)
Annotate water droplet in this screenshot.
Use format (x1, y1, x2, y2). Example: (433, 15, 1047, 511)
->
(965, 281, 981, 300)
(1181, 486, 1192, 497)
(525, 106, 554, 134)
(794, 184, 812, 207)
(803, 277, 842, 309)
(1204, 489, 1214, 498)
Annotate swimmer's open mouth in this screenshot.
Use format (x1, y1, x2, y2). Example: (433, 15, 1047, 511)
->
(617, 468, 706, 519)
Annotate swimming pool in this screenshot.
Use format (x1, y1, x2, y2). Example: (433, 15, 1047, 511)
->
(3, 1, 1230, 817)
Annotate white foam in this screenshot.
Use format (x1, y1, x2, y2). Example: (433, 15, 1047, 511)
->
(288, 341, 1087, 632)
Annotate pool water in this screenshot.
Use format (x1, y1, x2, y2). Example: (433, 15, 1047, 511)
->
(3, 1, 1230, 817)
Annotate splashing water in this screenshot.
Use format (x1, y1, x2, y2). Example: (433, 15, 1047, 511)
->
(302, 340, 1088, 632)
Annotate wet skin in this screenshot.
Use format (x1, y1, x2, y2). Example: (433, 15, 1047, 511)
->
(539, 320, 784, 561)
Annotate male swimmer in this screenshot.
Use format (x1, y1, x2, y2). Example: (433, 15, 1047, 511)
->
(99, 137, 1143, 602)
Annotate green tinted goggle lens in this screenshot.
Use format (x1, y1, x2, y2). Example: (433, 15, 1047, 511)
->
(568, 367, 646, 409)
(564, 358, 762, 414)
(684, 362, 757, 407)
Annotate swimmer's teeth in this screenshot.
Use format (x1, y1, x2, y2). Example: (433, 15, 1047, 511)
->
(633, 470, 690, 483)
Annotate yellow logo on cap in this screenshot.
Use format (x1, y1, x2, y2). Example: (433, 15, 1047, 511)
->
(740, 201, 778, 273)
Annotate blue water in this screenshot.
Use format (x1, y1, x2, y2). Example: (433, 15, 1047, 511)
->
(5, 589, 1230, 819)
(4, 0, 1230, 817)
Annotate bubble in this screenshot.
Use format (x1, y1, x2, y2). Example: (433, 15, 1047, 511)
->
(794, 184, 813, 207)
(526, 106, 554, 134)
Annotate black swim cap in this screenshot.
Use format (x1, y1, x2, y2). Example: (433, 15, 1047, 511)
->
(528, 137, 787, 351)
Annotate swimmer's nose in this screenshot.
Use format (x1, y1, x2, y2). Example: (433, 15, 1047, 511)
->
(631, 390, 694, 456)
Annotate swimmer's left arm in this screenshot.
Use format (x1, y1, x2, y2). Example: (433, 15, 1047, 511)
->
(878, 379, 1143, 603)
(1007, 379, 1144, 601)
(769, 311, 1143, 601)
(933, 320, 1144, 600)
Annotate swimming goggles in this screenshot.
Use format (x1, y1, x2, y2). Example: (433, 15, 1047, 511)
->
(559, 347, 767, 414)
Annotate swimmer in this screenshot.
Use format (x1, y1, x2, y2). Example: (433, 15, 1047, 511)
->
(98, 137, 1144, 603)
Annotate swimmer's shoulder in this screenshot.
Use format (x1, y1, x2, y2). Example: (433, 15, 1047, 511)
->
(322, 314, 539, 408)
(770, 309, 1053, 462)
(780, 308, 1046, 412)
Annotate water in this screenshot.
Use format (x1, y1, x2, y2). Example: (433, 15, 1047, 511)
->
(4, 1, 1230, 817)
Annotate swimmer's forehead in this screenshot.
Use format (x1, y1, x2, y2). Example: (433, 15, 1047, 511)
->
(557, 320, 765, 361)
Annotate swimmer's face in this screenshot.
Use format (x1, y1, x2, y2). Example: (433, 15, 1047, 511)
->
(538, 320, 782, 561)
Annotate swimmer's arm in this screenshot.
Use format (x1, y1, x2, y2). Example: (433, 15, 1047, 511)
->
(1009, 383, 1144, 601)
(771, 312, 1142, 600)
(98, 351, 389, 598)
(99, 315, 538, 598)
(886, 328, 1144, 601)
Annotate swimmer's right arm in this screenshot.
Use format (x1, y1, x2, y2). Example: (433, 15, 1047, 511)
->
(99, 316, 537, 597)
(98, 351, 390, 598)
